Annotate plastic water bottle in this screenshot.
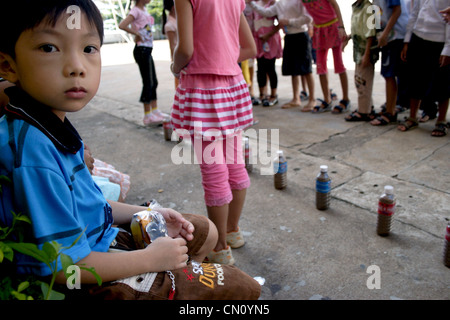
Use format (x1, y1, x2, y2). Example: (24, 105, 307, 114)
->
(163, 116, 173, 141)
(315, 165, 331, 210)
(262, 42, 270, 53)
(376, 185, 396, 236)
(444, 223, 450, 268)
(274, 150, 287, 189)
(244, 137, 253, 173)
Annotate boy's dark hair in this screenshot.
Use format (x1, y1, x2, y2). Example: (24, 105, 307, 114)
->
(0, 0, 104, 59)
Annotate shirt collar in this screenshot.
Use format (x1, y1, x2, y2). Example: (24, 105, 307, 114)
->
(4, 86, 82, 154)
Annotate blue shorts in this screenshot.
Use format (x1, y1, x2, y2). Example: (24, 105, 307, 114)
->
(380, 39, 404, 78)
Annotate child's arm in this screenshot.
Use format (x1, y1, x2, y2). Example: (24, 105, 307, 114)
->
(54, 203, 194, 284)
(362, 36, 375, 67)
(328, 0, 348, 41)
(56, 236, 189, 284)
(238, 13, 257, 62)
(172, 0, 194, 75)
(118, 14, 142, 43)
(246, 0, 278, 18)
(259, 24, 281, 43)
(378, 4, 401, 47)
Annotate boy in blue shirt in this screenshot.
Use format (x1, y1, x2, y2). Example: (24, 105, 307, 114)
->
(0, 0, 260, 300)
(370, 0, 409, 126)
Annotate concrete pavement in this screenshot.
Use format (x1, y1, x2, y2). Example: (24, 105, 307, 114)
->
(69, 39, 449, 300)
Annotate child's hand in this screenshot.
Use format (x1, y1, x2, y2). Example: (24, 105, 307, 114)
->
(157, 208, 195, 241)
(440, 55, 450, 67)
(145, 236, 189, 271)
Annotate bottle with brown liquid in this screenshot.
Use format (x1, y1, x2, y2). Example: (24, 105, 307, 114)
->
(163, 116, 173, 141)
(315, 165, 331, 210)
(274, 150, 287, 189)
(244, 137, 253, 173)
(376, 185, 395, 236)
(444, 223, 450, 268)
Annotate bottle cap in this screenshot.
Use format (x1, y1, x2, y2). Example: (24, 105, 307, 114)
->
(384, 185, 394, 194)
(320, 165, 328, 172)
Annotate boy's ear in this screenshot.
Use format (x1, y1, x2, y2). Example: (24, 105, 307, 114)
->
(0, 52, 18, 83)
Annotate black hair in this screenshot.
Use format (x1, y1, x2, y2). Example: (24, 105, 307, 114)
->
(162, 0, 175, 35)
(0, 0, 104, 58)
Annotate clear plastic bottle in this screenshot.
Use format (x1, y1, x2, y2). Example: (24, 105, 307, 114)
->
(444, 223, 450, 268)
(376, 185, 396, 236)
(274, 150, 287, 189)
(244, 137, 253, 173)
(315, 165, 331, 210)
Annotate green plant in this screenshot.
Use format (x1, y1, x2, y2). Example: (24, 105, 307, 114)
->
(1, 198, 102, 300)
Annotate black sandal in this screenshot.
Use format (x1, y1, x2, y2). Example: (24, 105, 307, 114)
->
(370, 111, 397, 126)
(431, 122, 448, 137)
(345, 110, 375, 122)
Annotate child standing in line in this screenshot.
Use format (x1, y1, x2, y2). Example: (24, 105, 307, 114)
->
(369, 0, 410, 126)
(302, 0, 351, 114)
(162, 0, 179, 89)
(247, 0, 316, 111)
(344, 0, 379, 122)
(119, 0, 168, 125)
(171, 0, 257, 264)
(398, 0, 450, 137)
(252, 0, 283, 107)
(0, 0, 260, 300)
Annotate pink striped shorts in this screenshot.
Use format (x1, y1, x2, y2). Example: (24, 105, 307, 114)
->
(172, 73, 253, 206)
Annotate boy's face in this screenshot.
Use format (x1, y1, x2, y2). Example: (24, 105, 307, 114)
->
(9, 12, 101, 120)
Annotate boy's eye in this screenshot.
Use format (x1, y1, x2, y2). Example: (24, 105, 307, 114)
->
(39, 44, 57, 53)
(84, 46, 99, 54)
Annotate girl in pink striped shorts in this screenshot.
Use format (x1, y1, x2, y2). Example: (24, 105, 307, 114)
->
(171, 0, 256, 264)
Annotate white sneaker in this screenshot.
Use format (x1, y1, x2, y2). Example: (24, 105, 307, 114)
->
(143, 113, 163, 125)
(153, 109, 169, 119)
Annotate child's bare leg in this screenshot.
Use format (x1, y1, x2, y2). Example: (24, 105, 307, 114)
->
(305, 73, 315, 110)
(206, 204, 229, 251)
(319, 73, 331, 103)
(227, 189, 246, 233)
(339, 71, 349, 102)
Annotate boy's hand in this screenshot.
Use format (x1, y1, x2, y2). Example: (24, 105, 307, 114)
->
(157, 208, 195, 241)
(145, 237, 189, 271)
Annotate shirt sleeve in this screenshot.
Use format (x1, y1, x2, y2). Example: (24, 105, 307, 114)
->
(288, 2, 313, 28)
(249, 1, 279, 18)
(14, 165, 92, 276)
(404, 0, 420, 43)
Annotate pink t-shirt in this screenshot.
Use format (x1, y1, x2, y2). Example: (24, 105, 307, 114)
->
(302, 0, 337, 25)
(129, 6, 154, 47)
(185, 0, 244, 76)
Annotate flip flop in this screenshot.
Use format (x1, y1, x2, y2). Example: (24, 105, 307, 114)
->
(281, 102, 301, 109)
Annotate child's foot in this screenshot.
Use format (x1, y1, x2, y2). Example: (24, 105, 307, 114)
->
(397, 117, 419, 132)
(153, 109, 169, 119)
(312, 99, 332, 113)
(205, 246, 235, 265)
(143, 113, 163, 125)
(300, 90, 308, 101)
(281, 99, 301, 109)
(301, 100, 315, 112)
(226, 228, 245, 248)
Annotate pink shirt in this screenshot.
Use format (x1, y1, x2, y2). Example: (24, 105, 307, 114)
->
(302, 0, 337, 25)
(185, 0, 244, 76)
(129, 6, 154, 47)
